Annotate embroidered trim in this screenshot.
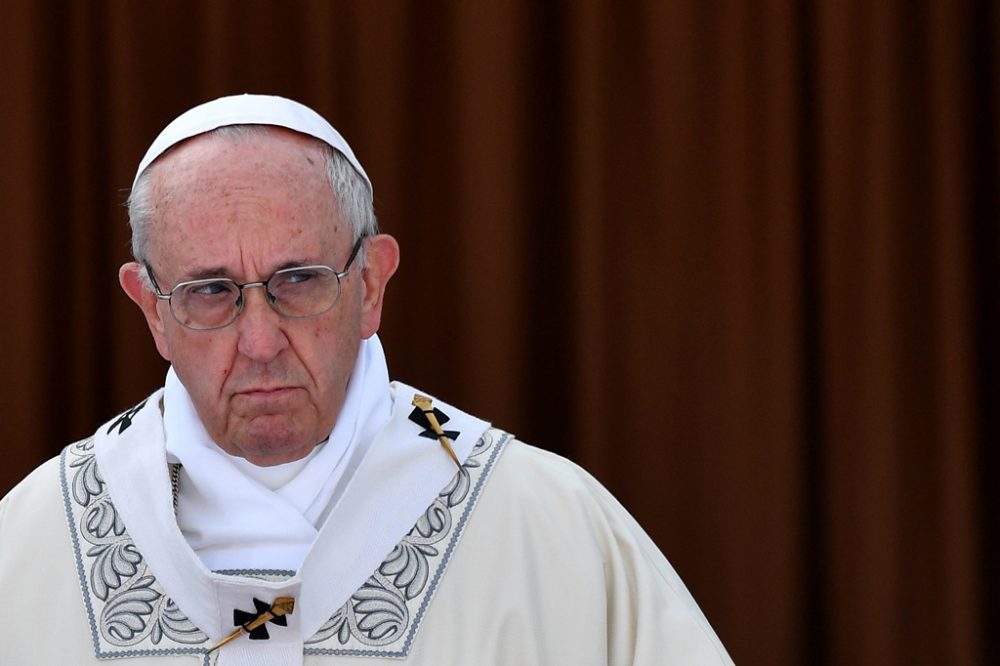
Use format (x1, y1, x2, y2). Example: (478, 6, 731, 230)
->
(62, 412, 509, 661)
(213, 569, 297, 579)
(305, 430, 509, 657)
(169, 463, 181, 515)
(61, 436, 209, 660)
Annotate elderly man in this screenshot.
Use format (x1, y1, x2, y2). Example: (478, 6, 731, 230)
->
(0, 95, 732, 665)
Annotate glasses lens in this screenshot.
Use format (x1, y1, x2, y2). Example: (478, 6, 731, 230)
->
(172, 279, 241, 329)
(268, 266, 341, 318)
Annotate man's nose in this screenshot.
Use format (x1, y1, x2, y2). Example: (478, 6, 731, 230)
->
(235, 285, 289, 362)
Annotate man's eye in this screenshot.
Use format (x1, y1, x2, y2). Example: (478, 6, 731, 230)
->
(186, 281, 234, 297)
(282, 270, 320, 285)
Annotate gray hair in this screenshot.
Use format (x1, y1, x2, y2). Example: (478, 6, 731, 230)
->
(126, 124, 377, 270)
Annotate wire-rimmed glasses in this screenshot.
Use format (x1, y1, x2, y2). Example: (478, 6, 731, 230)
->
(145, 237, 365, 331)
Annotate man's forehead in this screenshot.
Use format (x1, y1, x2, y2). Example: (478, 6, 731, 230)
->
(134, 94, 371, 197)
(152, 128, 330, 186)
(145, 132, 349, 272)
(146, 170, 348, 280)
(149, 135, 344, 232)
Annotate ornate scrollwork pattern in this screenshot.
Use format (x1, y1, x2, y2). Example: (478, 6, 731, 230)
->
(63, 435, 209, 654)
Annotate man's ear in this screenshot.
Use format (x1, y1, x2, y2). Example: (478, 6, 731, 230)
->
(359, 234, 400, 339)
(119, 262, 172, 361)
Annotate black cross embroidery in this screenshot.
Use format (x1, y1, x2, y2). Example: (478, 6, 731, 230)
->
(233, 598, 288, 640)
(408, 406, 460, 441)
(106, 399, 148, 435)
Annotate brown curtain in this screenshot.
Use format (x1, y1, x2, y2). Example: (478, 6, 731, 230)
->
(0, 2, 994, 664)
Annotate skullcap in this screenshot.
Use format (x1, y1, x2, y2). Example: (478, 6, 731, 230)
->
(132, 94, 371, 195)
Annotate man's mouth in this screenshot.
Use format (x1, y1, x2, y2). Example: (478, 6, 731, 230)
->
(236, 386, 298, 399)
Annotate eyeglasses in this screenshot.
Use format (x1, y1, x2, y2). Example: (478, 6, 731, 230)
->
(146, 238, 365, 331)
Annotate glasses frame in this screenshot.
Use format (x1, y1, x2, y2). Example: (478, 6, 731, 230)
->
(145, 237, 366, 331)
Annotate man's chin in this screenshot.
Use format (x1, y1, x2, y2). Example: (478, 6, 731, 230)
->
(237, 443, 317, 466)
(226, 416, 317, 466)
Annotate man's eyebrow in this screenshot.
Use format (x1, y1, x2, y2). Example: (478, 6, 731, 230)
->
(178, 267, 232, 281)
(179, 260, 317, 282)
(274, 259, 317, 271)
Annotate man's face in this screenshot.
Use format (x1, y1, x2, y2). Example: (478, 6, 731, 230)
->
(121, 129, 396, 466)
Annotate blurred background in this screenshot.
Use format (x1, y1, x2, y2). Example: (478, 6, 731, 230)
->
(0, 2, 996, 664)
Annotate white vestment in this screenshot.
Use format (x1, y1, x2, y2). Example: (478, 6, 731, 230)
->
(0, 383, 733, 665)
